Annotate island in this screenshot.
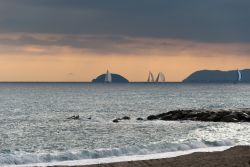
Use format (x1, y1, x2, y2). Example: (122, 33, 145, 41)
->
(92, 72, 129, 83)
(183, 69, 250, 83)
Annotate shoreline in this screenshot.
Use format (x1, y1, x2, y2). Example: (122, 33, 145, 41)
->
(50, 146, 250, 167)
(9, 146, 249, 167)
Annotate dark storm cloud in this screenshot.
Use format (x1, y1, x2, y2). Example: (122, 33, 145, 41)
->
(1, 34, 193, 55)
(0, 0, 250, 43)
(2, 34, 250, 57)
(0, 34, 137, 54)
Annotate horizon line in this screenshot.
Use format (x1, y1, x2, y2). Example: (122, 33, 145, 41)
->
(0, 81, 182, 83)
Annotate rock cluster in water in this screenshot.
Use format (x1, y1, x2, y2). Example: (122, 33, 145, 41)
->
(147, 109, 250, 122)
(67, 115, 80, 120)
(113, 116, 131, 123)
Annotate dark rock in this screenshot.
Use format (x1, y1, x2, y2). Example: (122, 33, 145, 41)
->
(147, 115, 159, 120)
(146, 109, 250, 122)
(122, 116, 130, 120)
(67, 115, 80, 120)
(221, 114, 239, 122)
(113, 119, 119, 123)
(113, 116, 130, 123)
(209, 112, 226, 122)
(171, 112, 185, 120)
(136, 118, 144, 121)
(160, 114, 173, 120)
(204, 113, 219, 122)
(113, 118, 121, 123)
(196, 111, 211, 121)
(237, 112, 250, 121)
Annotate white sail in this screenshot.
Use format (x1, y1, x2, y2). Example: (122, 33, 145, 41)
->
(150, 72, 154, 82)
(147, 72, 155, 82)
(104, 70, 112, 83)
(238, 69, 242, 82)
(155, 72, 166, 82)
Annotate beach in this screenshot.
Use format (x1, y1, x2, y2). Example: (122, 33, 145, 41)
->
(53, 146, 250, 167)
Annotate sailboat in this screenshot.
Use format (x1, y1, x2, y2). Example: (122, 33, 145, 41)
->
(155, 72, 166, 82)
(147, 71, 166, 83)
(147, 71, 155, 82)
(237, 69, 242, 82)
(104, 70, 112, 83)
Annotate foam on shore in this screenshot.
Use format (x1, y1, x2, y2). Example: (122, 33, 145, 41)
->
(3, 145, 233, 167)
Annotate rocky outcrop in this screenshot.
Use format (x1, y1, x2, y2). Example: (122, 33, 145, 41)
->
(147, 109, 250, 122)
(112, 118, 121, 123)
(67, 115, 80, 120)
(122, 116, 130, 120)
(113, 116, 131, 123)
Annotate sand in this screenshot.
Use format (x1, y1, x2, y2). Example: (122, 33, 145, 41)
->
(51, 146, 250, 167)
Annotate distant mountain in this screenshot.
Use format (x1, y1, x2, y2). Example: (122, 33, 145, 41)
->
(92, 73, 129, 83)
(183, 69, 250, 83)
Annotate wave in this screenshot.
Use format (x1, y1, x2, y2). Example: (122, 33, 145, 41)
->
(1, 139, 235, 166)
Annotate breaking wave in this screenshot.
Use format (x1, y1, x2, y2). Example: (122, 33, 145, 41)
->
(0, 139, 235, 166)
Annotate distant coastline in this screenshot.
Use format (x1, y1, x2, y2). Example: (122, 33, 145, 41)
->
(183, 69, 250, 83)
(0, 81, 249, 84)
(1, 69, 250, 83)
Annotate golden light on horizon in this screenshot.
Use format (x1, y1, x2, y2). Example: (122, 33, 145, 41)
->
(1, 35, 250, 82)
(0, 53, 250, 82)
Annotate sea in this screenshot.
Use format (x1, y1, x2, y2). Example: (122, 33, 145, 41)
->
(0, 83, 250, 166)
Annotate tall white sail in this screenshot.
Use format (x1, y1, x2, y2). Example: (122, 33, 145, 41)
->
(104, 70, 112, 83)
(238, 69, 242, 82)
(155, 72, 166, 82)
(147, 72, 155, 82)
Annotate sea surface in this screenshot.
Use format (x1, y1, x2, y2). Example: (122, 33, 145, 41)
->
(0, 83, 250, 166)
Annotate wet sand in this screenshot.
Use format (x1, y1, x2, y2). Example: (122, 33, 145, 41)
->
(52, 146, 250, 167)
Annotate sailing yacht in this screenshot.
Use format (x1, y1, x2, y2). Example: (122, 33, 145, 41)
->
(104, 70, 112, 83)
(147, 71, 166, 83)
(155, 72, 166, 82)
(147, 71, 155, 82)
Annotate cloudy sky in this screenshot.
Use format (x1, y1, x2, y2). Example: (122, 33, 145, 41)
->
(1, 0, 250, 81)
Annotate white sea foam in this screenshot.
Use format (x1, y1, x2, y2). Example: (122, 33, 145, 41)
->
(1, 139, 235, 167)
(6, 146, 232, 167)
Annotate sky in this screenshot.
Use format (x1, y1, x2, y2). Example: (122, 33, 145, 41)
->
(1, 0, 250, 82)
